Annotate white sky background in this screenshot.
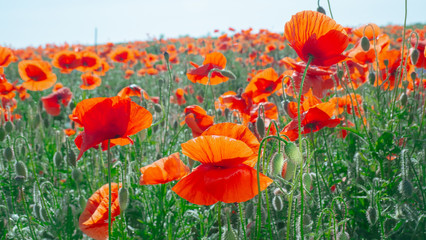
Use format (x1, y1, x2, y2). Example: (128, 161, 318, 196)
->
(1, 0, 425, 48)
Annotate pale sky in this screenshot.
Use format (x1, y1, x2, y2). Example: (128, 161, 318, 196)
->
(1, 0, 425, 48)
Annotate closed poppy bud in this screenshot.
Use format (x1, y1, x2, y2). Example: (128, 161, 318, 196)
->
(398, 179, 413, 198)
(219, 69, 237, 80)
(411, 49, 419, 65)
(284, 142, 303, 165)
(15, 160, 28, 179)
(368, 72, 376, 85)
(272, 195, 283, 211)
(4, 146, 14, 161)
(39, 205, 49, 222)
(67, 149, 77, 167)
(256, 116, 265, 139)
(118, 187, 129, 211)
(366, 206, 377, 225)
(72, 168, 83, 184)
(410, 72, 417, 82)
(158, 78, 164, 87)
(270, 153, 285, 176)
(282, 160, 297, 181)
(154, 104, 162, 113)
(54, 151, 63, 167)
(273, 188, 284, 196)
(303, 172, 312, 190)
(399, 93, 408, 106)
(383, 59, 389, 68)
(337, 231, 350, 240)
(317, 6, 326, 14)
(4, 121, 13, 134)
(337, 69, 344, 79)
(164, 51, 170, 62)
(361, 37, 370, 51)
(0, 127, 5, 141)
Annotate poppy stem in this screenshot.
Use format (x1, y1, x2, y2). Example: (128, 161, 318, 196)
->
(107, 139, 112, 239)
(217, 201, 222, 239)
(238, 203, 248, 240)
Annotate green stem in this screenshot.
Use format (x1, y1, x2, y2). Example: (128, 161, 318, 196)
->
(238, 203, 248, 240)
(21, 188, 37, 240)
(218, 202, 222, 239)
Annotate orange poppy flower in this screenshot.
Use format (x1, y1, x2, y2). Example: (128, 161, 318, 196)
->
(52, 50, 81, 73)
(171, 88, 186, 106)
(284, 10, 349, 67)
(186, 52, 229, 85)
(41, 87, 73, 116)
(18, 60, 57, 91)
(80, 72, 102, 90)
(117, 84, 150, 100)
(109, 46, 134, 63)
(77, 51, 101, 72)
(243, 68, 283, 104)
(184, 105, 214, 137)
(124, 69, 134, 79)
(79, 183, 121, 240)
(64, 128, 76, 136)
(139, 152, 190, 185)
(73, 96, 153, 160)
(53, 83, 64, 92)
(352, 23, 381, 40)
(0, 74, 16, 99)
(201, 122, 260, 167)
(280, 102, 340, 141)
(172, 135, 272, 205)
(0, 46, 14, 68)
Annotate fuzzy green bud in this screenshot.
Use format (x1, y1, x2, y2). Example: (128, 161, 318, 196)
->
(163, 51, 170, 62)
(67, 149, 77, 167)
(15, 160, 28, 179)
(361, 37, 370, 51)
(284, 142, 303, 165)
(410, 72, 417, 82)
(411, 49, 419, 65)
(368, 72, 376, 85)
(270, 153, 285, 176)
(72, 168, 83, 184)
(4, 121, 13, 134)
(366, 206, 377, 225)
(219, 70, 237, 80)
(399, 93, 408, 106)
(272, 195, 283, 211)
(223, 226, 237, 240)
(154, 104, 162, 113)
(54, 151, 63, 168)
(138, 128, 147, 142)
(79, 196, 86, 210)
(337, 70, 344, 79)
(256, 116, 265, 139)
(118, 187, 129, 211)
(4, 146, 14, 161)
(398, 179, 413, 198)
(303, 173, 312, 190)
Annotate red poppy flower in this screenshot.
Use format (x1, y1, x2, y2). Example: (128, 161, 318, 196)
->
(80, 72, 102, 90)
(79, 183, 121, 240)
(139, 152, 190, 185)
(117, 84, 150, 100)
(41, 87, 73, 116)
(73, 96, 153, 160)
(280, 103, 341, 141)
(172, 135, 272, 205)
(52, 50, 81, 73)
(243, 68, 283, 104)
(184, 105, 214, 137)
(284, 10, 349, 67)
(0, 46, 14, 68)
(18, 60, 57, 91)
(187, 52, 229, 85)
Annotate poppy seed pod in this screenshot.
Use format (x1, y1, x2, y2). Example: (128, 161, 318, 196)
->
(256, 116, 265, 139)
(411, 49, 419, 65)
(270, 153, 285, 176)
(15, 160, 28, 179)
(72, 168, 83, 184)
(361, 37, 370, 51)
(284, 142, 303, 165)
(4, 121, 13, 134)
(118, 187, 129, 211)
(219, 69, 237, 80)
(317, 6, 326, 14)
(4, 146, 14, 161)
(0, 127, 5, 141)
(368, 72, 376, 85)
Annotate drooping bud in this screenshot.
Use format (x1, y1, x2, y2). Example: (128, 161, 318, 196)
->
(366, 206, 377, 225)
(411, 49, 420, 65)
(337, 69, 344, 79)
(383, 59, 389, 68)
(219, 70, 237, 80)
(317, 6, 326, 14)
(154, 104, 162, 113)
(15, 160, 28, 179)
(302, 173, 312, 190)
(368, 72, 376, 85)
(4, 121, 13, 134)
(72, 168, 83, 184)
(398, 179, 413, 198)
(272, 195, 283, 211)
(54, 151, 63, 168)
(282, 160, 297, 181)
(256, 115, 265, 139)
(270, 153, 285, 176)
(399, 93, 408, 106)
(4, 146, 14, 161)
(284, 142, 303, 165)
(118, 187, 129, 211)
(410, 72, 417, 82)
(361, 37, 370, 51)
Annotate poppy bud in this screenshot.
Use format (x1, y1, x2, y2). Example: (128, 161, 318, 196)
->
(39, 205, 49, 222)
(54, 151, 63, 167)
(154, 104, 162, 113)
(256, 116, 265, 139)
(164, 51, 170, 63)
(272, 195, 283, 211)
(118, 187, 129, 211)
(4, 146, 14, 161)
(273, 188, 285, 196)
(317, 6, 326, 14)
(158, 78, 164, 86)
(33, 204, 41, 219)
(302, 172, 312, 190)
(270, 153, 285, 176)
(368, 72, 376, 85)
(79, 195, 86, 209)
(219, 70, 237, 80)
(245, 201, 254, 220)
(398, 179, 413, 198)
(399, 93, 408, 106)
(282, 160, 297, 181)
(72, 168, 83, 184)
(4, 121, 13, 134)
(138, 128, 147, 142)
(0, 127, 5, 141)
(223, 226, 237, 240)
(411, 49, 419, 65)
(361, 37, 370, 51)
(284, 142, 303, 165)
(366, 206, 377, 225)
(337, 231, 350, 240)
(15, 160, 28, 179)
(383, 59, 389, 68)
(67, 149, 77, 167)
(410, 72, 417, 82)
(337, 69, 344, 79)
(402, 80, 409, 88)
